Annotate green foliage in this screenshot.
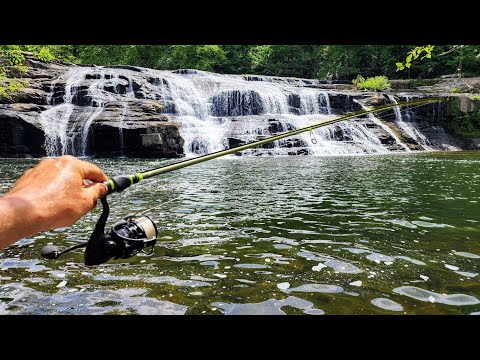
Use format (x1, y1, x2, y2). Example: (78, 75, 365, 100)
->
(168, 45, 227, 72)
(248, 45, 272, 73)
(36, 47, 55, 62)
(2, 45, 480, 83)
(0, 49, 28, 101)
(471, 96, 480, 101)
(396, 45, 434, 71)
(446, 110, 480, 138)
(451, 87, 462, 93)
(353, 75, 391, 91)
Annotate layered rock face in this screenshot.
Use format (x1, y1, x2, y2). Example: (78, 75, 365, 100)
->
(0, 53, 467, 158)
(0, 55, 184, 158)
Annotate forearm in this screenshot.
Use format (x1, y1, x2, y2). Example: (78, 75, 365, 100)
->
(0, 196, 45, 251)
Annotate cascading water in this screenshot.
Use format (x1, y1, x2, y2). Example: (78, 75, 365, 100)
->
(143, 70, 405, 156)
(386, 94, 433, 150)
(38, 68, 119, 156)
(37, 66, 450, 157)
(353, 99, 411, 153)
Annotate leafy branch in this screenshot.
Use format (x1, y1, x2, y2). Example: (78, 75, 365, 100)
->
(396, 45, 434, 72)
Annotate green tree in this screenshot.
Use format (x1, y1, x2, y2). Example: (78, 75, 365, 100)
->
(168, 45, 227, 72)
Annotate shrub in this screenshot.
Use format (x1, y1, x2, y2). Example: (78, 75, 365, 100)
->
(353, 75, 391, 91)
(451, 87, 462, 93)
(472, 96, 480, 101)
(36, 47, 55, 62)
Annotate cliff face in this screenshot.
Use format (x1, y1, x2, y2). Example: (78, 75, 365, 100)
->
(0, 54, 184, 158)
(0, 53, 475, 158)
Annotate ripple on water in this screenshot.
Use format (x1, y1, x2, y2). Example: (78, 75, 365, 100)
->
(371, 298, 404, 312)
(199, 261, 219, 269)
(453, 251, 480, 259)
(411, 220, 454, 228)
(274, 244, 292, 250)
(455, 271, 477, 278)
(344, 248, 371, 254)
(233, 263, 269, 269)
(366, 253, 395, 263)
(388, 219, 417, 229)
(212, 296, 324, 315)
(147, 276, 211, 287)
(93, 274, 211, 287)
(283, 283, 344, 294)
(394, 256, 426, 266)
(0, 259, 49, 272)
(393, 286, 480, 306)
(0, 284, 187, 314)
(324, 259, 362, 274)
(297, 251, 331, 262)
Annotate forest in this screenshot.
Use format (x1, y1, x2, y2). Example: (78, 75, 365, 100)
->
(2, 45, 479, 80)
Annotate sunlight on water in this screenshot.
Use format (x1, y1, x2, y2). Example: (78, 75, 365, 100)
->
(0, 151, 479, 314)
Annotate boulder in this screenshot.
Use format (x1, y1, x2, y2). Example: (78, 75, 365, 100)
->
(90, 121, 184, 158)
(0, 111, 45, 156)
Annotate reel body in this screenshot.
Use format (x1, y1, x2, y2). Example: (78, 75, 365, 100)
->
(41, 197, 158, 265)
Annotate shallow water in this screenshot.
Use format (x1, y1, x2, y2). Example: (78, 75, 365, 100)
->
(1, 151, 479, 314)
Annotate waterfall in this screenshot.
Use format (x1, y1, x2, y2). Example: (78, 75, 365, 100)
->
(39, 68, 89, 156)
(354, 100, 411, 152)
(38, 66, 448, 157)
(299, 90, 331, 115)
(38, 68, 115, 156)
(386, 94, 433, 151)
(146, 70, 397, 156)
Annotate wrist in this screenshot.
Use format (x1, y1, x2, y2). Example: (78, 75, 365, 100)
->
(0, 195, 47, 249)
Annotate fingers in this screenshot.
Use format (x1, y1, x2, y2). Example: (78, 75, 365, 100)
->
(84, 182, 108, 199)
(83, 183, 108, 209)
(78, 160, 108, 183)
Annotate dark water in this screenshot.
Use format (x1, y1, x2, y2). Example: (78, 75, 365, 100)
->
(1, 152, 479, 315)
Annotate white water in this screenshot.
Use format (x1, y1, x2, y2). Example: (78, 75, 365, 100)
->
(386, 94, 434, 151)
(37, 67, 444, 156)
(143, 70, 400, 156)
(354, 100, 411, 152)
(38, 68, 118, 156)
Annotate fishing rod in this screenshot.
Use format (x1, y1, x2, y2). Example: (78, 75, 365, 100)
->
(40, 96, 444, 265)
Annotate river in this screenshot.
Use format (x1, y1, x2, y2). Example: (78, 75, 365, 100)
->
(1, 152, 479, 314)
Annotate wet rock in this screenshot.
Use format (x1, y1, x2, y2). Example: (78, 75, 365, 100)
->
(174, 69, 198, 75)
(0, 108, 46, 156)
(90, 121, 184, 158)
(332, 125, 353, 141)
(227, 137, 245, 149)
(15, 88, 49, 105)
(287, 94, 301, 109)
(210, 90, 264, 116)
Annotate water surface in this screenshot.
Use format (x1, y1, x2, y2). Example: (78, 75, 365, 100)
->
(1, 152, 479, 314)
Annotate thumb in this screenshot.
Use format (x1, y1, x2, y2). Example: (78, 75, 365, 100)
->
(84, 182, 108, 204)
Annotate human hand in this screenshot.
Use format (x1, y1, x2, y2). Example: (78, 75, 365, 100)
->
(0, 155, 108, 249)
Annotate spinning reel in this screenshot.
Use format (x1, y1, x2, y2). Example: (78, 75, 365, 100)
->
(41, 196, 158, 265)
